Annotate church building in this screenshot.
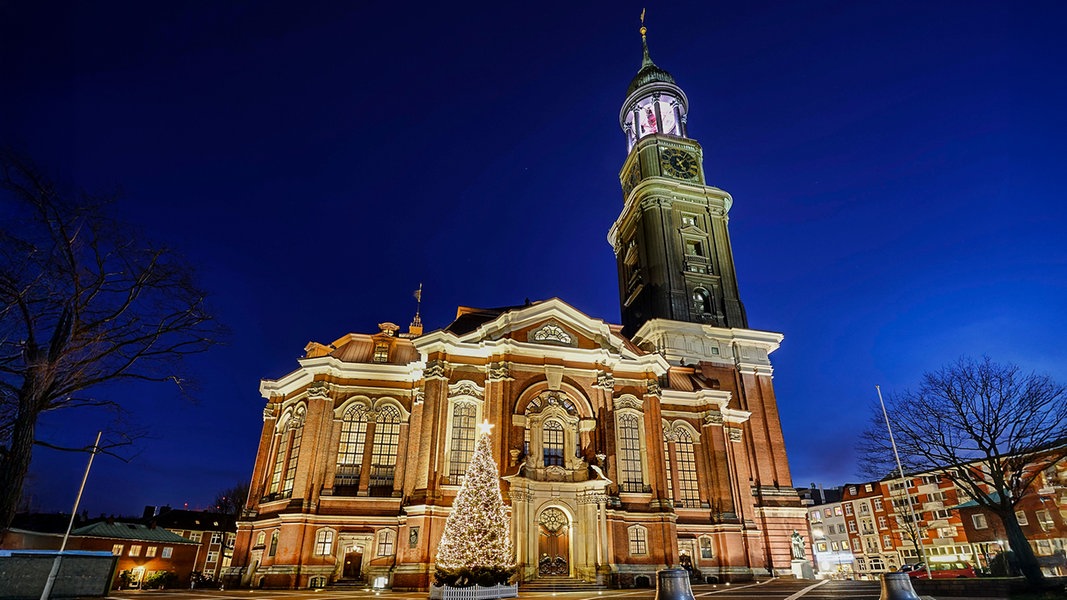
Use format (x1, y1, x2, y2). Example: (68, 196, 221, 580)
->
(227, 25, 807, 590)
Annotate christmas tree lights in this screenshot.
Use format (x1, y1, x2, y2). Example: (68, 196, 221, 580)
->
(434, 421, 515, 587)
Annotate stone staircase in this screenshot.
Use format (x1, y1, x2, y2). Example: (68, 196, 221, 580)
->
(519, 577, 605, 592)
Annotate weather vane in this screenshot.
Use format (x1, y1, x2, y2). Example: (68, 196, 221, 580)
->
(640, 8, 647, 36)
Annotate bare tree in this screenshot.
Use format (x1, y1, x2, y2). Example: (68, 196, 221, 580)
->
(213, 481, 249, 517)
(859, 357, 1067, 586)
(0, 151, 220, 533)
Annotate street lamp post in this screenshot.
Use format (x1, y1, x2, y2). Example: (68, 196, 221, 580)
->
(40, 431, 102, 600)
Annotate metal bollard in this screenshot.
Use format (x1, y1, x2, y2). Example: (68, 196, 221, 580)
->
(655, 569, 695, 600)
(879, 573, 920, 600)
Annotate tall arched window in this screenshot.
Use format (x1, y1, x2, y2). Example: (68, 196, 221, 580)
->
(268, 405, 305, 499)
(448, 403, 477, 482)
(618, 414, 644, 492)
(335, 404, 368, 492)
(663, 436, 673, 500)
(268, 531, 279, 557)
(370, 406, 401, 495)
(543, 420, 564, 467)
(675, 429, 700, 507)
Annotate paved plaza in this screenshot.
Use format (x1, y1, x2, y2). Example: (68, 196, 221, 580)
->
(101, 579, 924, 600)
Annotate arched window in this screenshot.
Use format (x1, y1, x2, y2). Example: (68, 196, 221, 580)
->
(268, 531, 279, 557)
(693, 288, 710, 315)
(663, 436, 673, 500)
(268, 406, 305, 499)
(314, 529, 334, 555)
(699, 536, 714, 559)
(335, 404, 368, 491)
(617, 414, 644, 492)
(255, 531, 265, 547)
(675, 429, 700, 507)
(370, 406, 401, 495)
(627, 525, 648, 555)
(543, 420, 565, 467)
(448, 403, 477, 482)
(377, 530, 396, 556)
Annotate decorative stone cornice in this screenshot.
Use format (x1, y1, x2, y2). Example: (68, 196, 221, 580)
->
(508, 490, 532, 502)
(307, 381, 331, 400)
(613, 396, 643, 411)
(646, 378, 661, 396)
(448, 379, 484, 400)
(263, 404, 278, 421)
(727, 427, 743, 443)
(703, 411, 723, 426)
(595, 370, 615, 390)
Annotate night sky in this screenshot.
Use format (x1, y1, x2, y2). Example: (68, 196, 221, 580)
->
(3, 1, 1065, 517)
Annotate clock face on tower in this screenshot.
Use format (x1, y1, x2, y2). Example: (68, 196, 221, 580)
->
(660, 148, 699, 180)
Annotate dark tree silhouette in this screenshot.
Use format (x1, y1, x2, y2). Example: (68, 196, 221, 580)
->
(860, 357, 1067, 586)
(0, 151, 220, 533)
(213, 481, 249, 516)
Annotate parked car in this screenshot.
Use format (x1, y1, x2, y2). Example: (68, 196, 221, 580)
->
(908, 562, 976, 578)
(898, 562, 924, 573)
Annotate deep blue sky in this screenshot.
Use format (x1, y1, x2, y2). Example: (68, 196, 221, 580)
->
(3, 1, 1065, 516)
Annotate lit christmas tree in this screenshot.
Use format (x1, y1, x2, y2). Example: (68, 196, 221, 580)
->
(434, 421, 515, 588)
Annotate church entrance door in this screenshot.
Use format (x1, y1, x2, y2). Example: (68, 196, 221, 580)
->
(343, 547, 363, 580)
(537, 507, 570, 577)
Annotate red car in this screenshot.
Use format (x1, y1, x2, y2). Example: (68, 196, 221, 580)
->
(907, 562, 976, 579)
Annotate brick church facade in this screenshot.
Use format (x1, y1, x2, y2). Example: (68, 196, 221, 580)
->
(226, 25, 807, 590)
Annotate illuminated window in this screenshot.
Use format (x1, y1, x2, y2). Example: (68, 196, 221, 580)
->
(663, 437, 673, 500)
(675, 429, 699, 508)
(268, 531, 279, 557)
(336, 404, 368, 490)
(190, 531, 202, 542)
(211, 532, 223, 545)
(112, 544, 123, 556)
(315, 530, 334, 555)
(370, 406, 401, 494)
(129, 545, 141, 557)
(543, 420, 564, 467)
(1036, 509, 1054, 531)
(162, 547, 173, 558)
(206, 551, 218, 563)
(681, 214, 698, 228)
(1016, 510, 1029, 526)
(255, 532, 265, 547)
(617, 414, 644, 492)
(372, 342, 389, 363)
(377, 530, 395, 556)
(628, 525, 648, 555)
(268, 405, 306, 498)
(684, 239, 704, 256)
(146, 546, 157, 557)
(448, 403, 477, 483)
(699, 536, 713, 559)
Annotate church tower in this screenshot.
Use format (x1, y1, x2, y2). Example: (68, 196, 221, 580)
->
(609, 24, 747, 337)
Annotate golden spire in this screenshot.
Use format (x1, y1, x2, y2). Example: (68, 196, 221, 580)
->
(408, 283, 424, 336)
(640, 8, 647, 36)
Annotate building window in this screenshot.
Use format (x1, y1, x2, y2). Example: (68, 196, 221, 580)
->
(1036, 509, 1054, 531)
(859, 503, 869, 514)
(699, 537, 713, 559)
(873, 498, 883, 511)
(972, 514, 988, 529)
(255, 532, 265, 547)
(681, 214, 697, 228)
(848, 486, 857, 496)
(128, 545, 141, 557)
(1036, 539, 1053, 555)
(878, 516, 888, 529)
(315, 530, 334, 556)
(269, 531, 279, 557)
(336, 404, 368, 490)
(810, 510, 821, 522)
(268, 405, 306, 498)
(617, 414, 644, 492)
(210, 532, 223, 545)
(189, 531, 202, 542)
(372, 342, 389, 363)
(675, 429, 700, 508)
(628, 526, 648, 555)
(834, 506, 843, 516)
(206, 551, 219, 563)
(824, 508, 832, 518)
(162, 547, 173, 558)
(146, 546, 157, 557)
(844, 504, 853, 516)
(112, 544, 123, 556)
(851, 538, 860, 551)
(448, 403, 477, 483)
(663, 437, 673, 500)
(692, 288, 710, 314)
(684, 239, 704, 257)
(370, 406, 401, 494)
(883, 535, 893, 549)
(543, 419, 565, 467)
(1016, 510, 1029, 526)
(848, 520, 857, 533)
(817, 542, 828, 552)
(377, 530, 395, 556)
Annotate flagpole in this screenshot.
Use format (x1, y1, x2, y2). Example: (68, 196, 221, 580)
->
(41, 431, 102, 600)
(876, 386, 931, 579)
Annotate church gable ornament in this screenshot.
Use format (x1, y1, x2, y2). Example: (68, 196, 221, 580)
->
(613, 395, 643, 411)
(528, 322, 577, 347)
(448, 379, 484, 400)
(424, 359, 447, 379)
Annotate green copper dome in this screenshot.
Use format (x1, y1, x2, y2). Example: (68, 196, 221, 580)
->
(626, 32, 676, 97)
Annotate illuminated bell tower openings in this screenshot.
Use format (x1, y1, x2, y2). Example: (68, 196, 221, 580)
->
(620, 27, 689, 151)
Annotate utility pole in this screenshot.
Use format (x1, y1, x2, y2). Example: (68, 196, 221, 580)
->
(40, 431, 102, 600)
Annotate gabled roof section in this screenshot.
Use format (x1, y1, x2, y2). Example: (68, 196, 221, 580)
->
(152, 509, 235, 532)
(72, 521, 194, 543)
